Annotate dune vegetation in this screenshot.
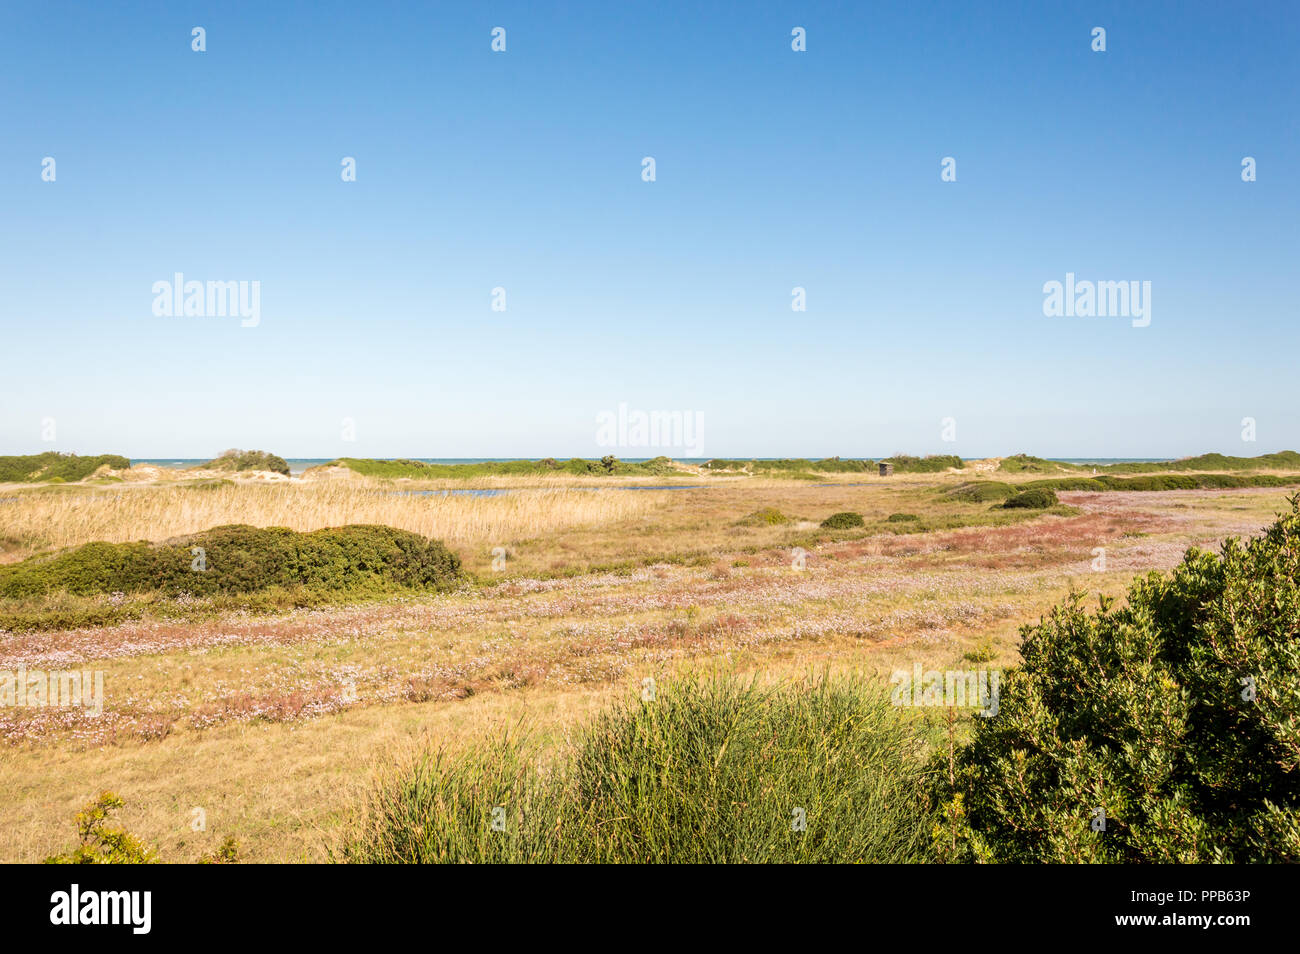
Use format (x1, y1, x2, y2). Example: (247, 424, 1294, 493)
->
(201, 449, 291, 476)
(0, 452, 130, 484)
(333, 455, 681, 479)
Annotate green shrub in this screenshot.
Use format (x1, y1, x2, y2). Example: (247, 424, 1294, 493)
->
(935, 497, 1300, 862)
(203, 449, 291, 476)
(820, 511, 866, 529)
(44, 792, 159, 864)
(887, 512, 919, 523)
(738, 507, 789, 526)
(45, 793, 239, 864)
(199, 837, 241, 864)
(0, 524, 461, 599)
(1001, 488, 1059, 509)
(340, 675, 935, 863)
(0, 453, 130, 483)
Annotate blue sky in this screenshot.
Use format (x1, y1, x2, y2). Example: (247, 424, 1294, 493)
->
(1, 0, 1296, 460)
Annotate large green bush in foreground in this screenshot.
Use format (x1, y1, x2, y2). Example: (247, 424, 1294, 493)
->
(0, 524, 461, 598)
(340, 675, 935, 863)
(936, 497, 1300, 862)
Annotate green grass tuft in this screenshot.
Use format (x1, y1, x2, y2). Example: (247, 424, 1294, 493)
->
(339, 674, 936, 863)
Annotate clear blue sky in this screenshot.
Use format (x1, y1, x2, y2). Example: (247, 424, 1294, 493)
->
(1, 0, 1296, 460)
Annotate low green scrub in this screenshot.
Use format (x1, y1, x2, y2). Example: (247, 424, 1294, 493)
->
(339, 675, 935, 863)
(1001, 488, 1059, 509)
(0, 524, 461, 600)
(820, 511, 866, 529)
(0, 453, 130, 483)
(997, 454, 1068, 474)
(880, 455, 964, 473)
(886, 512, 920, 522)
(947, 481, 1017, 503)
(935, 497, 1300, 862)
(334, 456, 678, 479)
(1096, 450, 1300, 474)
(1024, 473, 1295, 493)
(997, 450, 1300, 476)
(949, 473, 1296, 503)
(203, 449, 291, 476)
(701, 458, 875, 474)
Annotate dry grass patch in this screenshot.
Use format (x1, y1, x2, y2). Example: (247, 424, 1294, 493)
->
(0, 481, 667, 562)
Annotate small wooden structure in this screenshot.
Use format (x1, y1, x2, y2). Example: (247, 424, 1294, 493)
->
(878, 462, 894, 477)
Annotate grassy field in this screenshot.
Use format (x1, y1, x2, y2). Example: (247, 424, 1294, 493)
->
(2, 462, 1298, 862)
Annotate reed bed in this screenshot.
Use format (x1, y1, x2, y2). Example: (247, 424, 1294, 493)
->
(0, 481, 667, 560)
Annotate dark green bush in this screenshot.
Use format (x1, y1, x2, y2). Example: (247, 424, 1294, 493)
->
(820, 511, 866, 529)
(1001, 488, 1059, 509)
(935, 497, 1300, 862)
(887, 513, 919, 523)
(0, 524, 461, 599)
(340, 675, 935, 863)
(0, 453, 130, 483)
(203, 449, 291, 476)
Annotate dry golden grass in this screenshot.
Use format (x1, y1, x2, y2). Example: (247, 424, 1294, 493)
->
(0, 481, 668, 562)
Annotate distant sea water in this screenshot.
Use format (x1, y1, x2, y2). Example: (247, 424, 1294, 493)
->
(131, 456, 1177, 477)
